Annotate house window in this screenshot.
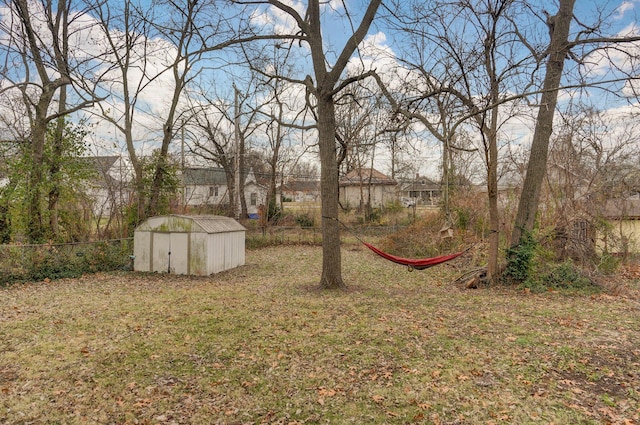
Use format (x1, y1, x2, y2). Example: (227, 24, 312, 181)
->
(186, 187, 192, 198)
(209, 186, 218, 197)
(250, 192, 257, 206)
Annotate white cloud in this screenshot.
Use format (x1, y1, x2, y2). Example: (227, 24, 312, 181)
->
(249, 1, 305, 35)
(614, 0, 640, 20)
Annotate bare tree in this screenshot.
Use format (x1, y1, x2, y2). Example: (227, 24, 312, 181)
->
(510, 0, 640, 254)
(92, 0, 155, 226)
(542, 105, 640, 259)
(234, 0, 383, 289)
(188, 109, 237, 214)
(334, 84, 389, 218)
(0, 0, 105, 242)
(248, 43, 302, 222)
(93, 0, 254, 225)
(377, 0, 538, 281)
(186, 74, 263, 217)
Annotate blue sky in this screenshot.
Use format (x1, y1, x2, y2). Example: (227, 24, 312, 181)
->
(2, 0, 640, 180)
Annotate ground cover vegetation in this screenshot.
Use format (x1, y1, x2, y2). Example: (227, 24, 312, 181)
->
(1, 244, 639, 424)
(0, 239, 133, 286)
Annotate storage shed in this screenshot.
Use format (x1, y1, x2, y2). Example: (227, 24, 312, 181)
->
(134, 215, 246, 276)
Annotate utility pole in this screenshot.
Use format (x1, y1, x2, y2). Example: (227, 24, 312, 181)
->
(233, 83, 241, 220)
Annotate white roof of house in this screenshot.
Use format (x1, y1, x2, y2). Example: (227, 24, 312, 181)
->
(135, 215, 246, 233)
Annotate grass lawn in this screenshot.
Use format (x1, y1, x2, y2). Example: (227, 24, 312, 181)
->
(1, 244, 639, 424)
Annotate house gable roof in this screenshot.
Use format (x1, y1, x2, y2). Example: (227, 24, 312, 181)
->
(600, 198, 640, 219)
(399, 176, 441, 191)
(282, 180, 321, 193)
(339, 168, 396, 187)
(80, 156, 125, 187)
(78, 156, 119, 175)
(184, 167, 227, 186)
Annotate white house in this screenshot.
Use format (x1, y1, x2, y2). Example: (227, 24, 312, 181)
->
(182, 167, 268, 217)
(83, 156, 132, 219)
(339, 168, 398, 209)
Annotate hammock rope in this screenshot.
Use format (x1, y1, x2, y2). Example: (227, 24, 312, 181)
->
(323, 216, 471, 271)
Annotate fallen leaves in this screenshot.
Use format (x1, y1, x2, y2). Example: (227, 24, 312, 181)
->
(0, 246, 638, 424)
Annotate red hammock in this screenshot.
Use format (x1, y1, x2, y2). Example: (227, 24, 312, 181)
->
(363, 242, 466, 270)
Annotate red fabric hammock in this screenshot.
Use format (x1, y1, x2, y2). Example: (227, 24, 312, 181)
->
(363, 242, 466, 270)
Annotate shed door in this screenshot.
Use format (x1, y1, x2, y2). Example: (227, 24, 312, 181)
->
(152, 232, 189, 274)
(152, 233, 170, 273)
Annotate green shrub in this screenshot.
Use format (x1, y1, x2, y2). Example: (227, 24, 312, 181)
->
(295, 213, 315, 227)
(521, 261, 599, 294)
(28, 254, 84, 281)
(84, 240, 133, 272)
(597, 253, 621, 275)
(365, 208, 381, 223)
(0, 240, 133, 285)
(385, 200, 403, 213)
(453, 207, 470, 231)
(503, 231, 537, 284)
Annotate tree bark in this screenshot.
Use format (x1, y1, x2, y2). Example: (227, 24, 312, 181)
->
(48, 84, 67, 240)
(510, 0, 576, 249)
(317, 94, 345, 289)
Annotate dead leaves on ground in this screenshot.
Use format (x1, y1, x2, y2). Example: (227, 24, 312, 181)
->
(1, 246, 639, 424)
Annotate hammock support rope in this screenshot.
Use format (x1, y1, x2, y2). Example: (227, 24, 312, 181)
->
(323, 215, 471, 271)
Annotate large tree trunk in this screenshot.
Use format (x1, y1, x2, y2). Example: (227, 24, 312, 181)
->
(48, 85, 68, 240)
(317, 95, 345, 289)
(487, 141, 500, 281)
(27, 115, 47, 243)
(123, 114, 145, 227)
(510, 0, 576, 249)
(147, 127, 172, 217)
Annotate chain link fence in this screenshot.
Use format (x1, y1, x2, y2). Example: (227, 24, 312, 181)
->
(244, 224, 407, 248)
(0, 239, 133, 285)
(1, 226, 406, 285)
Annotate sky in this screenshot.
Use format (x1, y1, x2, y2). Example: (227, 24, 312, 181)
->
(1, 0, 640, 183)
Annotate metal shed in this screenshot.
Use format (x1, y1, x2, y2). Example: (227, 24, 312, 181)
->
(133, 215, 246, 276)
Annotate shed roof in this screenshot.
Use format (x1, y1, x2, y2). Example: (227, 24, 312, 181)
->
(136, 215, 246, 233)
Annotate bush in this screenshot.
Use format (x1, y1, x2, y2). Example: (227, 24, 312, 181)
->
(295, 213, 315, 227)
(0, 239, 133, 286)
(597, 253, 621, 275)
(503, 231, 537, 285)
(520, 261, 599, 294)
(453, 206, 471, 231)
(365, 208, 381, 223)
(378, 212, 468, 259)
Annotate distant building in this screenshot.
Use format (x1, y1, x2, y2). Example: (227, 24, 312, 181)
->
(183, 167, 229, 208)
(83, 156, 132, 219)
(398, 174, 442, 206)
(281, 179, 321, 202)
(182, 167, 268, 217)
(596, 197, 640, 255)
(339, 168, 397, 209)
